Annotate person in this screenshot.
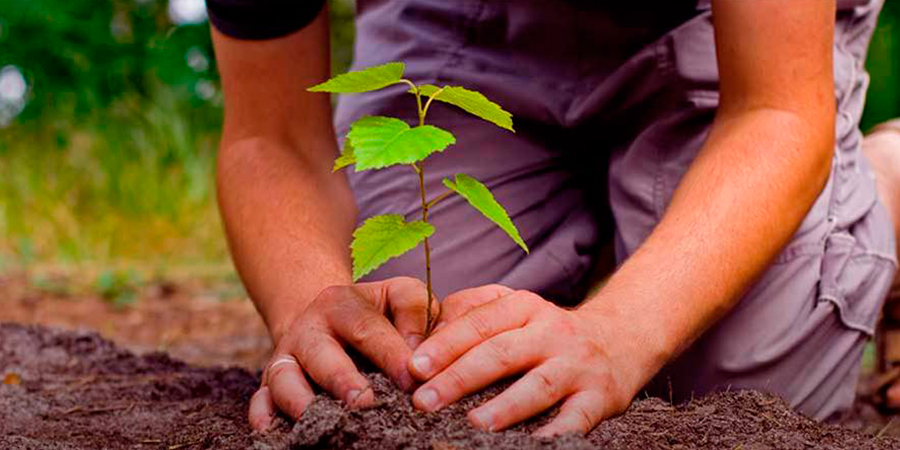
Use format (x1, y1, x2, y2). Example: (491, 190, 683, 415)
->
(208, 0, 897, 436)
(863, 119, 900, 408)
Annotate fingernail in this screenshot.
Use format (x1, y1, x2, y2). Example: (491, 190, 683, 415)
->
(406, 335, 423, 350)
(411, 354, 432, 376)
(414, 387, 440, 411)
(470, 408, 494, 431)
(255, 416, 273, 432)
(346, 389, 362, 406)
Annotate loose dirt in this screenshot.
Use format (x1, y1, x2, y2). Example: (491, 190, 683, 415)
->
(0, 271, 271, 369)
(3, 323, 900, 450)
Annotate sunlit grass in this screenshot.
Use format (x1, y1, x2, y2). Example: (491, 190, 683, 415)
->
(0, 85, 230, 275)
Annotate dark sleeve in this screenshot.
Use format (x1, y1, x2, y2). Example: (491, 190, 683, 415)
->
(206, 0, 327, 40)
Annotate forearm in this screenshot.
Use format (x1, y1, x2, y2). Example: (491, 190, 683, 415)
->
(581, 109, 833, 377)
(577, 0, 836, 387)
(212, 8, 356, 341)
(217, 137, 357, 342)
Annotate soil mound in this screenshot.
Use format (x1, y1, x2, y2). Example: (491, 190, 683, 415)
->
(1, 323, 897, 450)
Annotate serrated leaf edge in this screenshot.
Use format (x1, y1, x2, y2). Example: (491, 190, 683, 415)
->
(411, 85, 515, 132)
(350, 215, 435, 280)
(308, 62, 406, 94)
(347, 117, 456, 171)
(443, 174, 528, 254)
(333, 141, 356, 172)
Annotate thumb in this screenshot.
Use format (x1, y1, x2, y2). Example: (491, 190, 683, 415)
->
(382, 277, 440, 349)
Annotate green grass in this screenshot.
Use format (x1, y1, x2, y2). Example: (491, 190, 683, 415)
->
(0, 0, 356, 281)
(0, 84, 230, 274)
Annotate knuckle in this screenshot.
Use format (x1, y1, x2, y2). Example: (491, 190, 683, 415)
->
(266, 362, 294, 383)
(532, 369, 559, 399)
(485, 339, 516, 372)
(571, 403, 596, 432)
(323, 370, 361, 394)
(463, 310, 495, 341)
(513, 290, 545, 310)
(480, 284, 513, 298)
(588, 372, 628, 414)
(296, 333, 329, 369)
(551, 359, 579, 387)
(317, 285, 346, 302)
(442, 367, 469, 395)
(392, 276, 425, 289)
(345, 314, 384, 346)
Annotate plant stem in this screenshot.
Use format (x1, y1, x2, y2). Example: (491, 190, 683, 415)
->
(426, 189, 454, 209)
(410, 81, 438, 336)
(416, 164, 437, 336)
(421, 86, 446, 120)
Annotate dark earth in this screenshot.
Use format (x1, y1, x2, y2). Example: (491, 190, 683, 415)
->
(3, 323, 900, 450)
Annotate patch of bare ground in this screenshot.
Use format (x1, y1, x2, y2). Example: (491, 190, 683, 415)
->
(2, 323, 899, 450)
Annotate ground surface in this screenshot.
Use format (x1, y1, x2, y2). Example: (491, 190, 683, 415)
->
(3, 273, 900, 449)
(3, 323, 900, 450)
(0, 271, 270, 369)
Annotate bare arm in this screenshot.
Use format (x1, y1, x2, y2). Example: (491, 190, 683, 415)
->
(213, 9, 434, 431)
(408, 0, 837, 435)
(580, 0, 837, 367)
(213, 10, 356, 342)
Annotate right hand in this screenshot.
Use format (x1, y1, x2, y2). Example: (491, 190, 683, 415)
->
(248, 277, 439, 431)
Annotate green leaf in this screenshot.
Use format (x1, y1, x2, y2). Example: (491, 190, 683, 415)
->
(443, 174, 528, 253)
(351, 214, 435, 281)
(308, 62, 405, 93)
(348, 116, 456, 170)
(333, 140, 356, 172)
(416, 85, 514, 132)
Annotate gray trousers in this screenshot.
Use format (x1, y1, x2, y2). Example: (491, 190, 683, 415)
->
(334, 0, 896, 420)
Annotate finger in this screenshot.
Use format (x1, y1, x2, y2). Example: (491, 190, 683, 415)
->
(533, 390, 606, 437)
(248, 386, 276, 432)
(265, 357, 317, 422)
(294, 329, 375, 406)
(381, 277, 438, 349)
(438, 284, 514, 329)
(887, 382, 900, 408)
(326, 302, 416, 391)
(468, 360, 575, 432)
(410, 291, 537, 380)
(412, 329, 538, 413)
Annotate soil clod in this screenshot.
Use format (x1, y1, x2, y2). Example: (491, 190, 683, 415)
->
(1, 323, 898, 449)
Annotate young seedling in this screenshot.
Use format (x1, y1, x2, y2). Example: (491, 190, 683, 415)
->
(309, 62, 529, 335)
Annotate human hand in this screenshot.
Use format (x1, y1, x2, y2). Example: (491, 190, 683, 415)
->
(407, 286, 653, 436)
(249, 277, 438, 431)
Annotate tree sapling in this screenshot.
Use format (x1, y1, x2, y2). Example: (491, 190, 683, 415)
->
(308, 62, 529, 335)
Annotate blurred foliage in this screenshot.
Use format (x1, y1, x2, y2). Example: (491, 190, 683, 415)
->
(862, 0, 900, 131)
(0, 0, 896, 274)
(0, 0, 355, 272)
(1, 0, 217, 123)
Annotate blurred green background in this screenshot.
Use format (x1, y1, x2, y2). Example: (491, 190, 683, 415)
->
(0, 0, 898, 279)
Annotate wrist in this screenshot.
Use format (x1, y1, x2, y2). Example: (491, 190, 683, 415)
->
(265, 298, 310, 345)
(576, 291, 678, 390)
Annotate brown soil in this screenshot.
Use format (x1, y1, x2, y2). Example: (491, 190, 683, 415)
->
(0, 271, 271, 369)
(3, 323, 900, 450)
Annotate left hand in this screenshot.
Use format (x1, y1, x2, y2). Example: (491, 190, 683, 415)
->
(407, 285, 654, 436)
